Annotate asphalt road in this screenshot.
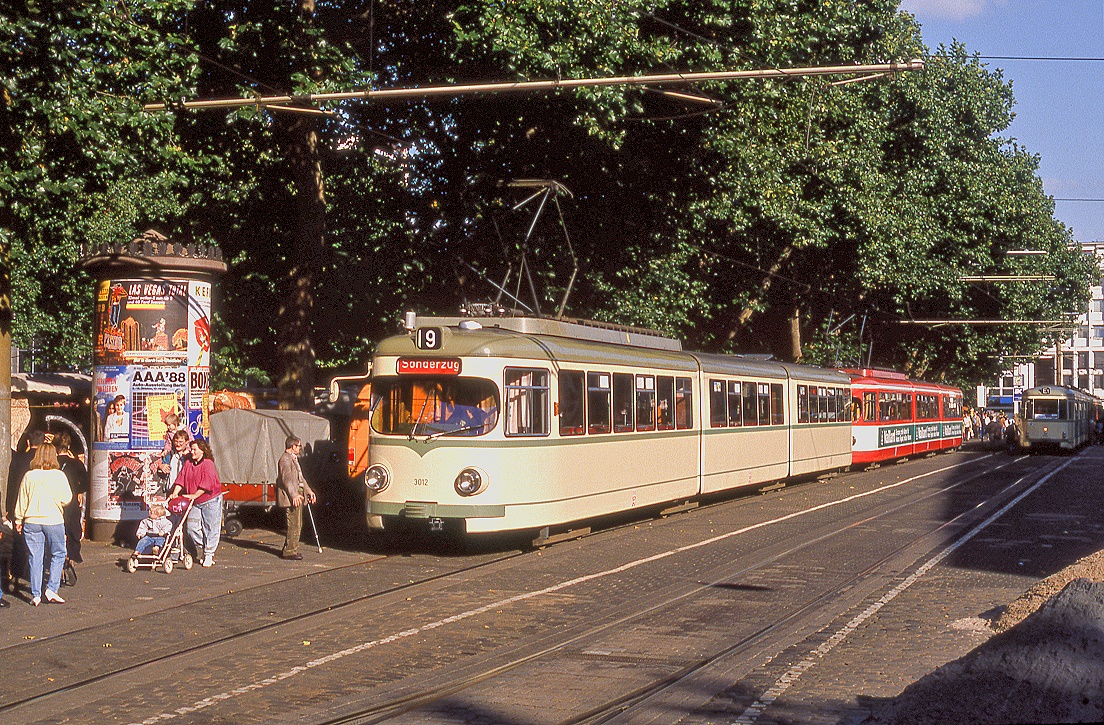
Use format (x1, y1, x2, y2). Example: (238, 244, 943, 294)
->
(2, 443, 1101, 725)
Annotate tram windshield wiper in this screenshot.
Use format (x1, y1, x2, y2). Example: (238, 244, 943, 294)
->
(416, 424, 479, 442)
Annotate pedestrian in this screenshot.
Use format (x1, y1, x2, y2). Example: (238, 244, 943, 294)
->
(159, 429, 191, 490)
(54, 431, 88, 584)
(14, 441, 72, 606)
(276, 435, 316, 561)
(169, 439, 223, 568)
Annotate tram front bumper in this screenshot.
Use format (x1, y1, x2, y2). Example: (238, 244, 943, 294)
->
(369, 500, 506, 520)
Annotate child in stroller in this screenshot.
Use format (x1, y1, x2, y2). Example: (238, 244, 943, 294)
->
(126, 497, 195, 574)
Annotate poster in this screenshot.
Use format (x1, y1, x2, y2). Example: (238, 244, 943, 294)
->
(94, 279, 189, 367)
(90, 276, 215, 523)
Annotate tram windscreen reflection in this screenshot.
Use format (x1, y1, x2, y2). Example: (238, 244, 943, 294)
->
(371, 377, 499, 436)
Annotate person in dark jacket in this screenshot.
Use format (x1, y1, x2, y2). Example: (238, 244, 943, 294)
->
(54, 431, 88, 584)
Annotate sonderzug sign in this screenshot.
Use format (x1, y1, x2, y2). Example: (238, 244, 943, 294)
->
(397, 358, 462, 375)
(879, 425, 914, 448)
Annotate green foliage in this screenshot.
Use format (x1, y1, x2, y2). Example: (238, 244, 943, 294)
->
(1, 0, 1092, 396)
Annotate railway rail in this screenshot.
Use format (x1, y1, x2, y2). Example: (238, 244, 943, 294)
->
(1, 449, 1083, 725)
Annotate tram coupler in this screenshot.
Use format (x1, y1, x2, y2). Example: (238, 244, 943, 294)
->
(428, 517, 445, 532)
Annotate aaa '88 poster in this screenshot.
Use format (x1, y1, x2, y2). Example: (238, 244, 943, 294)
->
(90, 278, 214, 520)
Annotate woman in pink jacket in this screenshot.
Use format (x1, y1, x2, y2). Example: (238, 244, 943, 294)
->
(169, 439, 223, 568)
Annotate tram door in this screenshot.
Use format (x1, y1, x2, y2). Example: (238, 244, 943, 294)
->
(348, 383, 372, 478)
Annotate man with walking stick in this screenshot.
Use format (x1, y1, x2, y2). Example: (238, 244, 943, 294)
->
(276, 435, 317, 561)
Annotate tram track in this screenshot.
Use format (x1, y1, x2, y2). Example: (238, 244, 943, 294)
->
(2, 450, 1055, 724)
(290, 452, 1057, 725)
(0, 548, 527, 715)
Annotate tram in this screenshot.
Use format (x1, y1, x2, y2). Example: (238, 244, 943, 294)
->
(846, 368, 964, 466)
(355, 313, 853, 536)
(1018, 384, 1097, 451)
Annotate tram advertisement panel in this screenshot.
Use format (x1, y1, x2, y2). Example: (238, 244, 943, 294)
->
(915, 422, 941, 442)
(878, 425, 915, 448)
(90, 278, 216, 523)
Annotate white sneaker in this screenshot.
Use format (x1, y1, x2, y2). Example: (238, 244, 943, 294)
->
(31, 596, 40, 607)
(201, 555, 214, 568)
(45, 590, 65, 604)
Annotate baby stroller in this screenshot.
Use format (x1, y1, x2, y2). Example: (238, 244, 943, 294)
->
(125, 497, 195, 574)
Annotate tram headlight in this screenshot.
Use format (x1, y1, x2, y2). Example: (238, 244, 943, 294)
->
(454, 467, 486, 497)
(364, 464, 390, 493)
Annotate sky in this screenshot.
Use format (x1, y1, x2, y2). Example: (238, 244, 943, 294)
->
(899, 0, 1104, 242)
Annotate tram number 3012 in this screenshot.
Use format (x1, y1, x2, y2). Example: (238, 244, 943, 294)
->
(416, 327, 442, 350)
(414, 478, 429, 487)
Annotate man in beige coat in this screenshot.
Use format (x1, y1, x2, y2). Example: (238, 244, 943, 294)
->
(276, 435, 316, 560)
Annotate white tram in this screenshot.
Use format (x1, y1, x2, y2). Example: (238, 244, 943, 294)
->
(360, 314, 852, 536)
(1018, 384, 1097, 451)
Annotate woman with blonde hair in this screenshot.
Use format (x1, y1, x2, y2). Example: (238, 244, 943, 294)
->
(14, 442, 72, 605)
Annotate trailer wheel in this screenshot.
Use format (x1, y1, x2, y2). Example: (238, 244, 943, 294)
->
(183, 552, 194, 570)
(125, 557, 138, 574)
(163, 558, 173, 574)
(224, 518, 244, 538)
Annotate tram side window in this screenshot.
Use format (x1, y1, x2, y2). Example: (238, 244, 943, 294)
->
(727, 381, 743, 426)
(675, 377, 694, 429)
(559, 370, 585, 436)
(798, 385, 810, 424)
(842, 389, 852, 422)
(504, 368, 550, 437)
(946, 396, 962, 419)
(863, 392, 876, 422)
(613, 373, 635, 433)
(709, 379, 727, 428)
(758, 383, 771, 425)
(770, 384, 784, 425)
(827, 388, 837, 422)
(743, 381, 758, 426)
(636, 375, 656, 432)
(657, 376, 675, 431)
(587, 372, 612, 434)
(917, 394, 938, 420)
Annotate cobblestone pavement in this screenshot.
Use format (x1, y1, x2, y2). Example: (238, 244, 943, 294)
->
(1, 445, 1099, 725)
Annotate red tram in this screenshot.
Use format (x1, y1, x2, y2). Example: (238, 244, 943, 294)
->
(845, 368, 963, 466)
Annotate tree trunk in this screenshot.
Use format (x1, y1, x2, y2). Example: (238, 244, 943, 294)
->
(276, 0, 325, 411)
(728, 243, 795, 342)
(787, 304, 802, 363)
(276, 118, 325, 411)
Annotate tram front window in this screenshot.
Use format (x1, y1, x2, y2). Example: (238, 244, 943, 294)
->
(1027, 399, 1062, 420)
(371, 377, 499, 437)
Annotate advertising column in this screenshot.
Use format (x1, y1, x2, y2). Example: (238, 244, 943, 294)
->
(82, 232, 225, 541)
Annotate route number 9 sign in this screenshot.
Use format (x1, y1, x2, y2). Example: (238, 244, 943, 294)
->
(416, 327, 442, 350)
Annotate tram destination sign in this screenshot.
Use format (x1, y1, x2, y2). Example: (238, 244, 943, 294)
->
(397, 357, 462, 375)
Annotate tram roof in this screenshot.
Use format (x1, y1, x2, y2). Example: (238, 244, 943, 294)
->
(375, 321, 697, 370)
(416, 315, 683, 351)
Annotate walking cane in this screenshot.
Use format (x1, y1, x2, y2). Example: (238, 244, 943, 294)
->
(305, 501, 323, 553)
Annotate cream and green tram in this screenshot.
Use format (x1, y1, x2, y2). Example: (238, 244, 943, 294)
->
(1019, 385, 1096, 451)
(361, 315, 852, 536)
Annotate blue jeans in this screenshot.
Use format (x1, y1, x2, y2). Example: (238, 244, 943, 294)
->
(186, 495, 222, 558)
(135, 535, 167, 555)
(24, 523, 66, 599)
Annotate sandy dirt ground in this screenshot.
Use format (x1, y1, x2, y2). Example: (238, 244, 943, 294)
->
(862, 550, 1104, 724)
